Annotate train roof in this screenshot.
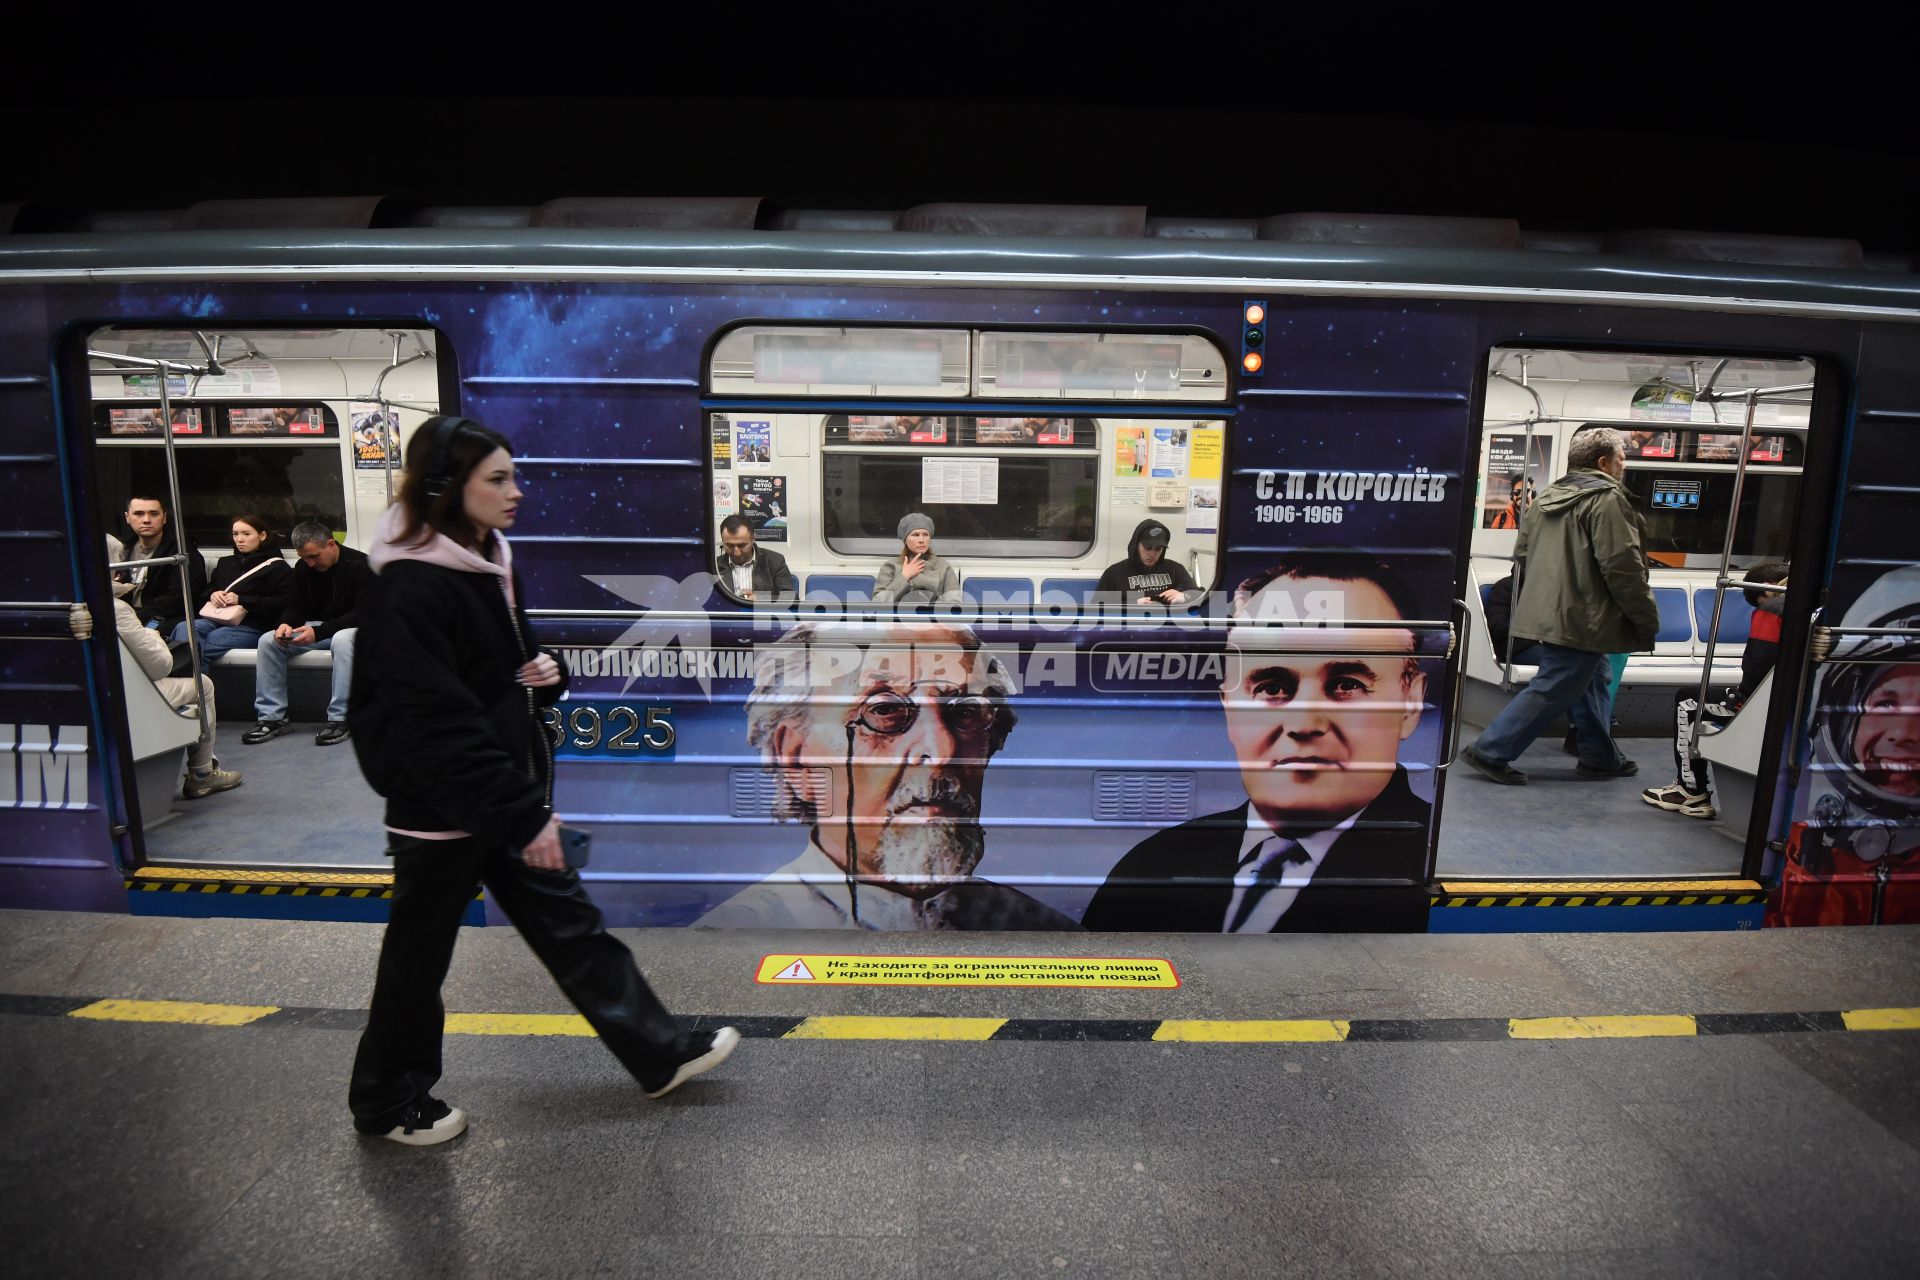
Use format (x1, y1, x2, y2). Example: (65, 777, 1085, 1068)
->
(1, 200, 1914, 320)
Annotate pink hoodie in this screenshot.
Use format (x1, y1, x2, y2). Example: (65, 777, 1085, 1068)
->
(368, 503, 522, 839)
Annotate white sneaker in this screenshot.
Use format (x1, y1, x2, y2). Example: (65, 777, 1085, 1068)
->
(1642, 782, 1716, 820)
(645, 1026, 741, 1099)
(365, 1097, 468, 1146)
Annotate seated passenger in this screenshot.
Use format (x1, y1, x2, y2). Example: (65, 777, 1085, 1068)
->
(872, 513, 962, 606)
(713, 514, 796, 605)
(1643, 562, 1790, 820)
(244, 521, 373, 747)
(168, 514, 292, 671)
(1094, 519, 1201, 609)
(115, 598, 241, 799)
(117, 492, 208, 636)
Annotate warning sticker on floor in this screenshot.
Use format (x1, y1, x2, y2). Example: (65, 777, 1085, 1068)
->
(754, 954, 1179, 988)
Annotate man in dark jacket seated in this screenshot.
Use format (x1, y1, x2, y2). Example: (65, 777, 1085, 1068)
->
(1083, 552, 1432, 933)
(116, 493, 208, 637)
(713, 514, 796, 606)
(244, 521, 375, 747)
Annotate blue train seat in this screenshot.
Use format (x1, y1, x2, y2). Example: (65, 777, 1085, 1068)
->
(962, 577, 1034, 607)
(1654, 588, 1693, 644)
(1039, 577, 1101, 609)
(1694, 589, 1756, 644)
(804, 574, 877, 603)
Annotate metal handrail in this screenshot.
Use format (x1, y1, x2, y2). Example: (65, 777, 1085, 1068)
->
(1437, 597, 1472, 772)
(1689, 389, 1758, 757)
(1785, 606, 1826, 788)
(1490, 357, 1543, 691)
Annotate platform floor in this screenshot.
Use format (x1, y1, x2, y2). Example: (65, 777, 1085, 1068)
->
(3, 911, 1917, 1277)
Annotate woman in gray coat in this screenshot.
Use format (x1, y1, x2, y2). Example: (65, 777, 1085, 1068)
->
(872, 512, 962, 605)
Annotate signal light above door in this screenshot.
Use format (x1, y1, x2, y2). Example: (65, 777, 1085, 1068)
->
(1241, 300, 1266, 378)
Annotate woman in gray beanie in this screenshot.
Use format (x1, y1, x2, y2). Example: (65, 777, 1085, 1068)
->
(872, 512, 963, 605)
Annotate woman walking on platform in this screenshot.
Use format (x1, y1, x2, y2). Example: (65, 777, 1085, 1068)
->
(346, 415, 737, 1145)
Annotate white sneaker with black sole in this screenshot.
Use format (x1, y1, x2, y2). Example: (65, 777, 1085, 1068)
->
(644, 1026, 741, 1099)
(363, 1096, 468, 1146)
(1642, 782, 1717, 820)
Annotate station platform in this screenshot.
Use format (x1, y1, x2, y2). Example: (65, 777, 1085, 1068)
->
(3, 910, 1917, 1277)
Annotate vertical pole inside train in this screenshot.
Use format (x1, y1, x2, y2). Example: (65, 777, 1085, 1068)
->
(153, 367, 211, 746)
(1689, 388, 1758, 756)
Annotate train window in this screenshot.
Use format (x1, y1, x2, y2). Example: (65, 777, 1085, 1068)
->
(822, 414, 1099, 557)
(1619, 468, 1797, 561)
(709, 326, 971, 397)
(93, 444, 347, 551)
(975, 331, 1228, 402)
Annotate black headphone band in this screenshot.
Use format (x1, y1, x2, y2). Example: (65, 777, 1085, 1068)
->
(422, 415, 484, 497)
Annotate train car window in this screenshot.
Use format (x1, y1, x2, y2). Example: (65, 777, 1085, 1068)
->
(821, 415, 1099, 558)
(708, 326, 971, 397)
(93, 443, 347, 551)
(1620, 468, 1798, 561)
(975, 331, 1228, 402)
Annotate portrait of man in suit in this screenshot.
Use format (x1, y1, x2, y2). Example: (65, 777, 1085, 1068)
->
(1082, 552, 1434, 932)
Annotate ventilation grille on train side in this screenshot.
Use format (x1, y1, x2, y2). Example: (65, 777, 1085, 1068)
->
(1093, 772, 1196, 823)
(730, 767, 831, 818)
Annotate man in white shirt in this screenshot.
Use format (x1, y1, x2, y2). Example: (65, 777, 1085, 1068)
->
(713, 515, 796, 606)
(1082, 553, 1434, 932)
(694, 620, 1076, 930)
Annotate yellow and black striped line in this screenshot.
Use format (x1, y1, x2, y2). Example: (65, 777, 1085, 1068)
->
(5, 993, 1913, 1042)
(124, 867, 481, 903)
(1432, 879, 1766, 908)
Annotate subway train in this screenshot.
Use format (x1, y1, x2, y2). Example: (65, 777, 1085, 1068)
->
(0, 199, 1914, 932)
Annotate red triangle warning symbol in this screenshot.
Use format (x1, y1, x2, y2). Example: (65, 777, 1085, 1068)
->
(771, 959, 816, 982)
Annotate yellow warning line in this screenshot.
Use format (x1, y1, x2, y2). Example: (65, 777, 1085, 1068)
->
(444, 1012, 595, 1037)
(130, 866, 394, 887)
(1439, 879, 1760, 895)
(1841, 1007, 1920, 1032)
(68, 998, 279, 1027)
(783, 1016, 1007, 1041)
(1508, 1014, 1698, 1040)
(1154, 1019, 1350, 1043)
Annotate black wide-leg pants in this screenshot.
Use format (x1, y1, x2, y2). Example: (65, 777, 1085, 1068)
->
(348, 835, 682, 1131)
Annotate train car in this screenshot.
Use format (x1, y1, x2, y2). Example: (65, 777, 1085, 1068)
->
(1, 201, 1914, 931)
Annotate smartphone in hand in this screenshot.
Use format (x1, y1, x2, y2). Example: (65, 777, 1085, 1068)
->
(559, 824, 592, 869)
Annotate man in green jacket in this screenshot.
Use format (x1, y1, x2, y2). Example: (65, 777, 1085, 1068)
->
(1463, 427, 1660, 785)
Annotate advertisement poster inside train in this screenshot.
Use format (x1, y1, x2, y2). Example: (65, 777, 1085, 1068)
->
(1480, 433, 1551, 529)
(738, 475, 786, 540)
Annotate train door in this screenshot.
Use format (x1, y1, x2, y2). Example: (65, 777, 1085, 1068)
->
(1438, 347, 1819, 880)
(81, 326, 442, 872)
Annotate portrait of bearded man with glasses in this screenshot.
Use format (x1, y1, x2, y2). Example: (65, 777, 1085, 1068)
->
(693, 621, 1079, 930)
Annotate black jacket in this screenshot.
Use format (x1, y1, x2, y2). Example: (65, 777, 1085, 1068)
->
(1080, 767, 1432, 933)
(714, 546, 797, 603)
(348, 559, 568, 850)
(208, 547, 292, 630)
(1094, 520, 1201, 608)
(127, 529, 208, 632)
(280, 544, 376, 639)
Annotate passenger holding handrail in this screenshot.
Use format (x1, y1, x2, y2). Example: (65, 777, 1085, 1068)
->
(872, 512, 962, 606)
(168, 514, 291, 671)
(345, 415, 738, 1146)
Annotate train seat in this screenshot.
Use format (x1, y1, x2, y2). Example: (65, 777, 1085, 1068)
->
(803, 574, 877, 604)
(1654, 588, 1694, 644)
(961, 577, 1034, 608)
(1039, 578, 1101, 610)
(118, 639, 200, 830)
(1694, 590, 1757, 645)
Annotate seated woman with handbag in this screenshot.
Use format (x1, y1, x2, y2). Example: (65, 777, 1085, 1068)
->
(169, 514, 292, 671)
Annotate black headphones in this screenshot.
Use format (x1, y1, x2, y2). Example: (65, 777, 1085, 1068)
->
(421, 415, 486, 498)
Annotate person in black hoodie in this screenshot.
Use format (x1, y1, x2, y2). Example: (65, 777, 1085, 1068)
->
(168, 513, 292, 671)
(344, 415, 738, 1146)
(117, 492, 208, 636)
(1094, 518, 1202, 609)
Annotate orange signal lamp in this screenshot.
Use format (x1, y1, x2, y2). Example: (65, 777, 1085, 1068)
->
(1242, 351, 1264, 373)
(1244, 304, 1266, 326)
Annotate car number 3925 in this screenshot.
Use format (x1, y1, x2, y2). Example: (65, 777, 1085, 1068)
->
(541, 704, 675, 754)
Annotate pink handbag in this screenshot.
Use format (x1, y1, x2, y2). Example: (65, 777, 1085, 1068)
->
(199, 558, 277, 624)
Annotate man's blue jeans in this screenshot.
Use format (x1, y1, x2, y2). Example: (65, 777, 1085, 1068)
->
(1471, 641, 1626, 770)
(253, 627, 355, 723)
